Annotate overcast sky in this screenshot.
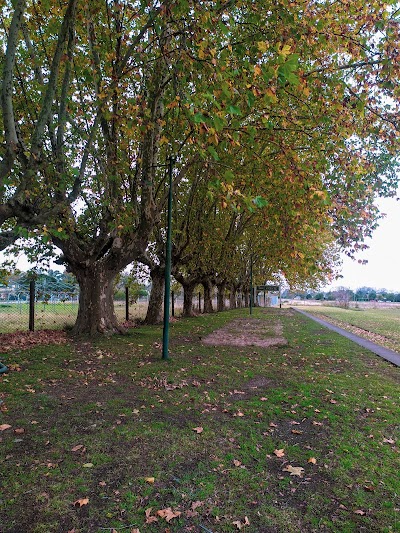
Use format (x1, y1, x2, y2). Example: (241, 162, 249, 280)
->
(324, 193, 400, 292)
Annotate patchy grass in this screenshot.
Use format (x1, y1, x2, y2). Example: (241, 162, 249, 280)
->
(294, 305, 400, 352)
(0, 308, 399, 533)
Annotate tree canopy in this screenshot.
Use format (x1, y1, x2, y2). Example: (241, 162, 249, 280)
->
(1, 0, 399, 333)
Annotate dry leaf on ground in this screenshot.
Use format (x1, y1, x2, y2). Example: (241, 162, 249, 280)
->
(273, 449, 285, 457)
(156, 507, 182, 522)
(283, 465, 305, 477)
(73, 498, 89, 507)
(232, 516, 250, 529)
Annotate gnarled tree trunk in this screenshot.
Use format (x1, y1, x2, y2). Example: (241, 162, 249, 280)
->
(229, 285, 237, 309)
(202, 279, 214, 313)
(217, 283, 226, 312)
(182, 281, 197, 317)
(72, 265, 122, 335)
(144, 265, 165, 324)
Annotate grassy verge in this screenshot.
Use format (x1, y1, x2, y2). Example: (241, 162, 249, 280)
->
(294, 305, 400, 352)
(0, 308, 399, 532)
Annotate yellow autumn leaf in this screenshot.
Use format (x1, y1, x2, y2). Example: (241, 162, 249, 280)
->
(280, 44, 292, 57)
(254, 64, 262, 77)
(257, 41, 269, 53)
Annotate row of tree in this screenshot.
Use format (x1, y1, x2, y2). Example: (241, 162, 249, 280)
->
(1, 1, 399, 334)
(292, 287, 400, 303)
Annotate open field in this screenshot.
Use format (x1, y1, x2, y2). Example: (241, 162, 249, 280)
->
(293, 305, 400, 353)
(0, 301, 152, 334)
(0, 308, 399, 532)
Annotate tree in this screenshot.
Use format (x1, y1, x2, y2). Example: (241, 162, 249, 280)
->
(1, 0, 399, 334)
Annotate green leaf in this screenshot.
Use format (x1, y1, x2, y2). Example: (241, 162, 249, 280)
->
(194, 112, 207, 123)
(227, 105, 242, 116)
(252, 196, 268, 208)
(213, 115, 225, 132)
(207, 146, 220, 161)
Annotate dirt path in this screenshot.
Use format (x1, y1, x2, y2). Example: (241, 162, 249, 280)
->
(202, 317, 287, 347)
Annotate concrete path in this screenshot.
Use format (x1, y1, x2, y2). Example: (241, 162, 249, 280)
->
(293, 308, 400, 367)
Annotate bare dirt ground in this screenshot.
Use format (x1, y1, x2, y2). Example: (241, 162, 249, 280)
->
(202, 317, 287, 347)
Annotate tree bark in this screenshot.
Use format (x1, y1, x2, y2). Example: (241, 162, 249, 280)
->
(72, 264, 122, 335)
(217, 283, 226, 312)
(229, 285, 236, 309)
(144, 265, 165, 324)
(182, 281, 196, 317)
(202, 279, 214, 313)
(244, 291, 249, 308)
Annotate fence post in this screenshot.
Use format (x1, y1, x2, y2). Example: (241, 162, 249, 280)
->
(171, 290, 175, 317)
(29, 280, 35, 332)
(125, 286, 129, 321)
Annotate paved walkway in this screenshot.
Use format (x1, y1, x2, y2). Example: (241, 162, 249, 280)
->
(293, 308, 400, 367)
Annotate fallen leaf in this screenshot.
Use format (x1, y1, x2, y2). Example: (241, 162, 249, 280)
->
(73, 497, 89, 507)
(14, 428, 25, 434)
(232, 516, 250, 529)
(291, 429, 303, 434)
(145, 508, 158, 524)
(156, 507, 182, 522)
(383, 438, 395, 444)
(269, 422, 277, 428)
(283, 465, 305, 477)
(82, 463, 94, 468)
(274, 449, 285, 458)
(130, 529, 140, 533)
(308, 457, 317, 464)
(71, 444, 85, 452)
(191, 500, 203, 510)
(0, 424, 12, 431)
(260, 397, 268, 401)
(192, 426, 203, 434)
(354, 509, 366, 515)
(233, 459, 242, 467)
(144, 477, 155, 484)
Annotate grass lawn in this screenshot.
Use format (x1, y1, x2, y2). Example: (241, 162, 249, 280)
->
(0, 308, 399, 532)
(294, 305, 400, 353)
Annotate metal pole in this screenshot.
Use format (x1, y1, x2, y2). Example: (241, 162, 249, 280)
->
(249, 255, 253, 315)
(162, 157, 174, 360)
(29, 280, 35, 331)
(125, 286, 129, 321)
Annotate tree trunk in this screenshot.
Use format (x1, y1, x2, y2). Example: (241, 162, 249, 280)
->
(244, 291, 249, 308)
(182, 282, 196, 317)
(72, 265, 122, 335)
(144, 266, 164, 324)
(217, 283, 226, 312)
(202, 279, 214, 313)
(229, 285, 236, 309)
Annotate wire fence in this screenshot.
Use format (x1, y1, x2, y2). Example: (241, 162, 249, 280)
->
(0, 282, 236, 334)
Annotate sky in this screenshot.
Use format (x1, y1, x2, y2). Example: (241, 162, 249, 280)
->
(324, 193, 400, 292)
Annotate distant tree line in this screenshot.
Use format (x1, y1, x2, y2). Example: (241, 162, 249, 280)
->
(286, 287, 400, 303)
